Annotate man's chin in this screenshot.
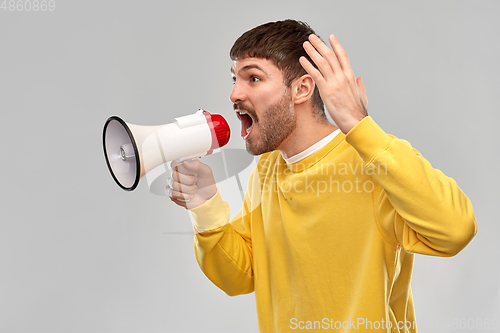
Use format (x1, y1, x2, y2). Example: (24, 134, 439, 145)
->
(245, 139, 275, 156)
(245, 142, 259, 156)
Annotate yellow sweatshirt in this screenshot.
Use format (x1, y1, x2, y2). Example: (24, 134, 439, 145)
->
(189, 116, 477, 332)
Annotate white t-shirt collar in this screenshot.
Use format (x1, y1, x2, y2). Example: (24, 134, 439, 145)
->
(281, 129, 341, 164)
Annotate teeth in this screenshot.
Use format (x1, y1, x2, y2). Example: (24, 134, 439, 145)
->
(246, 125, 252, 134)
(236, 111, 245, 122)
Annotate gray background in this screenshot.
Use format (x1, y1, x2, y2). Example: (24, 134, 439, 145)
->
(1, 0, 498, 332)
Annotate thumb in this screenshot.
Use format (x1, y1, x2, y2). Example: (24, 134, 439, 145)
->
(356, 77, 368, 115)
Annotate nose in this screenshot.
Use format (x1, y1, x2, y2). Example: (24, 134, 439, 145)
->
(229, 81, 245, 104)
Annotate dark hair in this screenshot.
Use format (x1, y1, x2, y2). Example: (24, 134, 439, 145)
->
(230, 20, 326, 119)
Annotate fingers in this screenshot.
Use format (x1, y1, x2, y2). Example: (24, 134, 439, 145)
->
(167, 186, 194, 203)
(299, 56, 325, 90)
(306, 34, 342, 80)
(168, 193, 190, 208)
(168, 163, 198, 195)
(309, 34, 342, 78)
(167, 158, 217, 209)
(181, 159, 214, 179)
(171, 167, 198, 186)
(168, 160, 197, 202)
(166, 176, 196, 206)
(301, 34, 356, 85)
(168, 175, 198, 194)
(327, 34, 355, 82)
(170, 160, 197, 176)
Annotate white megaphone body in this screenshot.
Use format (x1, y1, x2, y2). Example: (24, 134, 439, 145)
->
(102, 109, 231, 191)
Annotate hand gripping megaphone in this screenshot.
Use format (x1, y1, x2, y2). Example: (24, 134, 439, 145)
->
(102, 109, 230, 191)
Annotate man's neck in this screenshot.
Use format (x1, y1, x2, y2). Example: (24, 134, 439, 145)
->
(278, 115, 339, 159)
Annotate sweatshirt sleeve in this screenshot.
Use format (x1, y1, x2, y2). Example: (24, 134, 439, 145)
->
(188, 168, 261, 296)
(345, 116, 477, 257)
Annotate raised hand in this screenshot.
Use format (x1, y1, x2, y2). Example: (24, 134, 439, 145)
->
(299, 34, 368, 134)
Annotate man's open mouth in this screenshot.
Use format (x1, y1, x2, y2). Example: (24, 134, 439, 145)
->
(236, 110, 254, 139)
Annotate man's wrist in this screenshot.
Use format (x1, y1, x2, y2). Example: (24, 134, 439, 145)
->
(338, 114, 366, 134)
(345, 116, 391, 164)
(189, 189, 230, 233)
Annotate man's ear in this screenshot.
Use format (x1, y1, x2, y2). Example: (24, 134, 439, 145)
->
(292, 74, 315, 105)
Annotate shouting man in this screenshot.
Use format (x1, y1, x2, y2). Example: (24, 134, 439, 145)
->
(167, 20, 477, 332)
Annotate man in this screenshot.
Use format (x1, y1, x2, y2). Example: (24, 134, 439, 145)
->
(167, 20, 477, 332)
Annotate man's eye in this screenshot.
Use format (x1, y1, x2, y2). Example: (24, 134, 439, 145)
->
(251, 76, 260, 82)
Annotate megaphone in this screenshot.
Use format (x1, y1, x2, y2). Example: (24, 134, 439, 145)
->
(102, 109, 231, 191)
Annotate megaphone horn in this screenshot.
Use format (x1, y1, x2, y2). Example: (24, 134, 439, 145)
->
(102, 109, 231, 191)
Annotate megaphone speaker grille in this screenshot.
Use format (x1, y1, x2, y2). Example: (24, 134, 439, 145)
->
(211, 114, 231, 148)
(103, 116, 140, 191)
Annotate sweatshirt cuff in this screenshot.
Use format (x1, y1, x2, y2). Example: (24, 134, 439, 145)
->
(345, 116, 392, 164)
(188, 189, 229, 233)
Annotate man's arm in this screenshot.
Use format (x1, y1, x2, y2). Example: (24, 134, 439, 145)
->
(300, 34, 477, 255)
(346, 116, 477, 256)
(168, 159, 255, 295)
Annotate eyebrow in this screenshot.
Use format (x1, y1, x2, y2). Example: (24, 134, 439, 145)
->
(230, 64, 268, 76)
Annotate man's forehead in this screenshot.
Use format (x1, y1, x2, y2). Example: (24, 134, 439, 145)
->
(230, 58, 277, 76)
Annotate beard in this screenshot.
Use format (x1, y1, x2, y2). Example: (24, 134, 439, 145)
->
(242, 91, 296, 156)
